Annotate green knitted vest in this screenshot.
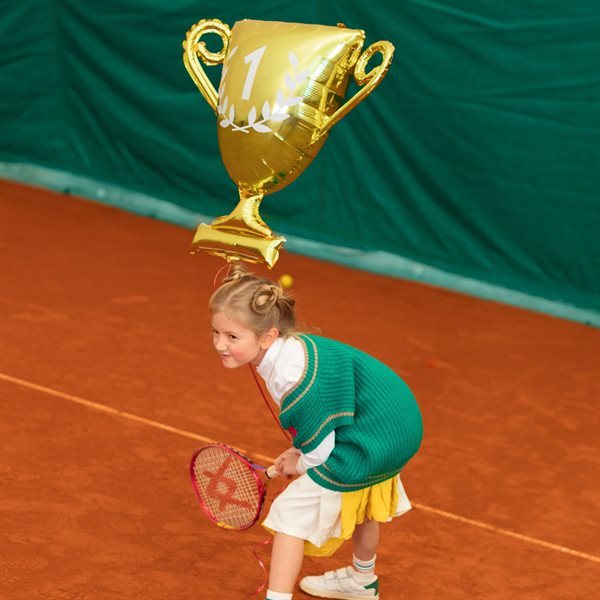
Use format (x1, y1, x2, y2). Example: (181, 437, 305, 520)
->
(278, 334, 423, 492)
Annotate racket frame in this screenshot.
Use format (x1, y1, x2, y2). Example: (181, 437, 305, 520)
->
(190, 443, 269, 531)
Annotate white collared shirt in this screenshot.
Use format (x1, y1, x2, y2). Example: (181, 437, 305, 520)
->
(257, 336, 335, 474)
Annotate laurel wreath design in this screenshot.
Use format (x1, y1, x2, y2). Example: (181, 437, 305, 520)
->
(217, 51, 310, 134)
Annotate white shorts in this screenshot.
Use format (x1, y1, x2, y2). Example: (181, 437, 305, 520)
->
(262, 474, 412, 548)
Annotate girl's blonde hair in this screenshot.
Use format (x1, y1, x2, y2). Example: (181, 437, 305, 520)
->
(209, 263, 296, 336)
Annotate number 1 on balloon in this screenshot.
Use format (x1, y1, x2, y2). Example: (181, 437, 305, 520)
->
(241, 45, 267, 100)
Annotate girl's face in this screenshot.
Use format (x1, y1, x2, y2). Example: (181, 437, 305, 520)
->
(211, 311, 276, 369)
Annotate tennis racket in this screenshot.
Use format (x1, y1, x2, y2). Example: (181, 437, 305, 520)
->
(190, 443, 278, 531)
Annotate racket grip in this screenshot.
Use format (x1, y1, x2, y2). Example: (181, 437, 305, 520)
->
(265, 465, 279, 479)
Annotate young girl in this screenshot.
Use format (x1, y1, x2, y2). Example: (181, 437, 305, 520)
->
(209, 265, 423, 600)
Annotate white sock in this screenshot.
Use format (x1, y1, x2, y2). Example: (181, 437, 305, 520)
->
(265, 590, 293, 600)
(352, 553, 377, 584)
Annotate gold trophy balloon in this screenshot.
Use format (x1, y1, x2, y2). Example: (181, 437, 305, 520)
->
(183, 19, 394, 267)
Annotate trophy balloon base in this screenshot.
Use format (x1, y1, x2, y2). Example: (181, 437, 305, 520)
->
(190, 223, 285, 268)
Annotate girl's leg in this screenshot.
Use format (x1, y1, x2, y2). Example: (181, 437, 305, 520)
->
(298, 522, 380, 598)
(352, 519, 380, 560)
(268, 532, 305, 593)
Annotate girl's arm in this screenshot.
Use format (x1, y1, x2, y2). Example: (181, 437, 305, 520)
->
(296, 431, 335, 474)
(274, 431, 336, 476)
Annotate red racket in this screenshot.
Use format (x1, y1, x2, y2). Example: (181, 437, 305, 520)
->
(190, 443, 278, 531)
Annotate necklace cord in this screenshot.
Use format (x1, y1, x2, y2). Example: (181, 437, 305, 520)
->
(248, 364, 292, 442)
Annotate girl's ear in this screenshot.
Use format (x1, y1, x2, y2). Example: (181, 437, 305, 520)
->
(260, 327, 279, 349)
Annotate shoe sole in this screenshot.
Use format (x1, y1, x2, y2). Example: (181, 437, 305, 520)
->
(299, 580, 379, 600)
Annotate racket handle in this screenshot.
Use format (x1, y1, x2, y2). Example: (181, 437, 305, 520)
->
(265, 465, 279, 479)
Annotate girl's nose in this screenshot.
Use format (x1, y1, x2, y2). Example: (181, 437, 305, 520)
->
(214, 335, 227, 352)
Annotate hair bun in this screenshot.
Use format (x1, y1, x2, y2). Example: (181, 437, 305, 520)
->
(251, 283, 282, 314)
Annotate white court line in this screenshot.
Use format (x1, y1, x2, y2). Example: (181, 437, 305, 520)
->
(409, 502, 600, 563)
(1, 371, 599, 565)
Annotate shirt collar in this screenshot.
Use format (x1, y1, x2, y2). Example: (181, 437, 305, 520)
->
(256, 336, 285, 380)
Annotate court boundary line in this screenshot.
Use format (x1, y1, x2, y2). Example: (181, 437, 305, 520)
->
(2, 371, 599, 565)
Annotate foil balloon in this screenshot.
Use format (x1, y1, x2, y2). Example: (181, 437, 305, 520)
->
(183, 19, 394, 267)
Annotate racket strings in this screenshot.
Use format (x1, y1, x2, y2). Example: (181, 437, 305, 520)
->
(192, 447, 262, 529)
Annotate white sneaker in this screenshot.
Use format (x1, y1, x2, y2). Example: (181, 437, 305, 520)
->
(299, 566, 379, 599)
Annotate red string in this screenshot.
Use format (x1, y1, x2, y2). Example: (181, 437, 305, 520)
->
(248, 364, 292, 442)
(249, 537, 273, 596)
(211, 262, 294, 594)
(247, 478, 292, 596)
(246, 366, 293, 595)
(213, 262, 232, 288)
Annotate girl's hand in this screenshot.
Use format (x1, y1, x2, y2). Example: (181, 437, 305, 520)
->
(274, 447, 301, 477)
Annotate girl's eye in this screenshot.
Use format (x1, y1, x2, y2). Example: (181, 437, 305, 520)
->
(228, 334, 237, 341)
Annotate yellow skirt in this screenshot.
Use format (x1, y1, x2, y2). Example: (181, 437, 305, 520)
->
(262, 475, 407, 558)
(304, 476, 400, 557)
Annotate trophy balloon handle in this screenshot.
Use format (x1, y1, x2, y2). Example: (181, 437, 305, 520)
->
(183, 19, 231, 113)
(319, 40, 395, 138)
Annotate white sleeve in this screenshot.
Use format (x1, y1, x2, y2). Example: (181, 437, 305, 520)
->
(296, 431, 336, 474)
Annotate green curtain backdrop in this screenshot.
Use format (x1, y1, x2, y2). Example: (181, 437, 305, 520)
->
(1, 1, 599, 319)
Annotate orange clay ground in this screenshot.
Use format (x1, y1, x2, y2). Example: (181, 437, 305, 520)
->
(1, 179, 599, 599)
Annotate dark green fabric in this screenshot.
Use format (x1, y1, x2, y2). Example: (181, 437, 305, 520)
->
(1, 1, 599, 312)
(279, 335, 423, 492)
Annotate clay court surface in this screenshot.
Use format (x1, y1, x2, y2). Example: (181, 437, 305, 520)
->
(1, 179, 599, 599)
